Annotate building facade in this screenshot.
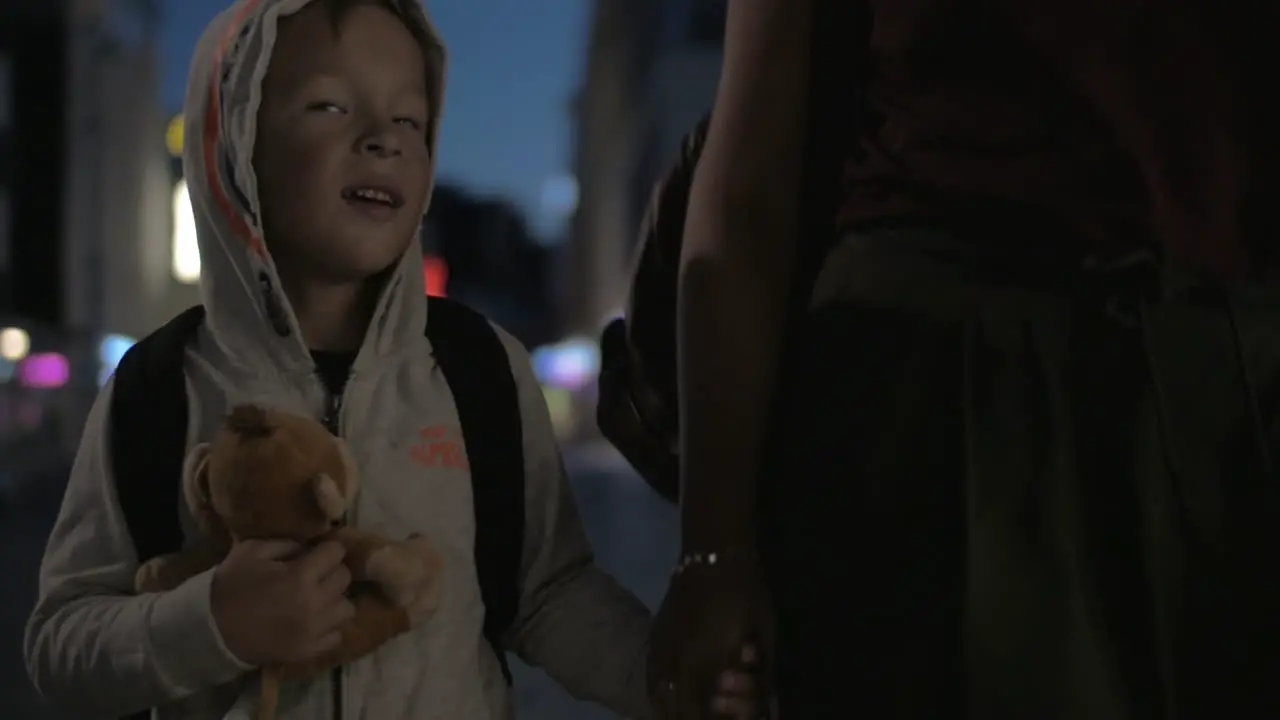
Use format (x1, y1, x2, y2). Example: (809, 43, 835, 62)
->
(0, 2, 72, 327)
(566, 0, 724, 335)
(1, 0, 181, 478)
(0, 0, 189, 340)
(67, 0, 200, 340)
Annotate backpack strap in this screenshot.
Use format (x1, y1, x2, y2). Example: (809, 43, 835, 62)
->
(425, 296, 526, 684)
(109, 305, 205, 720)
(111, 306, 205, 566)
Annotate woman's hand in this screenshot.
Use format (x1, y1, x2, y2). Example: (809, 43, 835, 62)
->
(710, 645, 770, 719)
(649, 555, 775, 718)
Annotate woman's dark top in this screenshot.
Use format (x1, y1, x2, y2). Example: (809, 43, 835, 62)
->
(839, 0, 1280, 281)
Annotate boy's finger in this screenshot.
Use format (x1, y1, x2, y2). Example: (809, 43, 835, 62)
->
(295, 541, 346, 580)
(241, 539, 303, 560)
(710, 694, 757, 718)
(716, 670, 755, 695)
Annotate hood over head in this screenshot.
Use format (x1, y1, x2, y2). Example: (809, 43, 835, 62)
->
(182, 0, 447, 375)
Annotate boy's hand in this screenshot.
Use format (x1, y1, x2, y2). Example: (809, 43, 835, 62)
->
(651, 557, 774, 719)
(211, 540, 355, 666)
(709, 645, 770, 719)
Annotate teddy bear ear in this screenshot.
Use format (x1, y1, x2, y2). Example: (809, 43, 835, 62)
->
(310, 473, 348, 521)
(181, 443, 220, 533)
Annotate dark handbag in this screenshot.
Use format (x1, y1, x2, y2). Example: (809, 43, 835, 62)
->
(594, 118, 709, 503)
(596, 318, 679, 502)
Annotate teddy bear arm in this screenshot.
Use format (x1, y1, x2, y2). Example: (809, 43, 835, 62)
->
(134, 546, 223, 594)
(324, 527, 394, 581)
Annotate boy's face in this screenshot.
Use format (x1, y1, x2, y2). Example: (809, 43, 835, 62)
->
(255, 1, 432, 285)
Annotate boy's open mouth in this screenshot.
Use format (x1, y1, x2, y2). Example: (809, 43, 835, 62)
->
(342, 185, 405, 210)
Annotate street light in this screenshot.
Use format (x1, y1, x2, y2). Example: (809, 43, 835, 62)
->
(0, 326, 29, 361)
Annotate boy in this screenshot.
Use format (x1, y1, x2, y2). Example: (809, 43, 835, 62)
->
(23, 1, 758, 718)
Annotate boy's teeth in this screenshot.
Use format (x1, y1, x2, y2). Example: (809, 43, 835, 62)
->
(353, 188, 392, 204)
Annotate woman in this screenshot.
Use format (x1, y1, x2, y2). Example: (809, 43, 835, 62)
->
(652, 0, 1280, 717)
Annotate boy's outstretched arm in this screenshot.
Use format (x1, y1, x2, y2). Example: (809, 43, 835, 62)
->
(23, 378, 252, 716)
(492, 328, 655, 719)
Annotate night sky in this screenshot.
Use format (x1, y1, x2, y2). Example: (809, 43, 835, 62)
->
(159, 0, 589, 238)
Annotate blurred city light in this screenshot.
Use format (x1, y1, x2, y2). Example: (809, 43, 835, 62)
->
(98, 333, 137, 386)
(531, 337, 600, 391)
(17, 352, 70, 389)
(541, 174, 579, 216)
(166, 114, 184, 157)
(424, 255, 449, 297)
(0, 326, 30, 361)
(541, 386, 575, 437)
(172, 179, 200, 283)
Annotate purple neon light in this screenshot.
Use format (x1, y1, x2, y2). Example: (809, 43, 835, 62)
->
(18, 352, 71, 389)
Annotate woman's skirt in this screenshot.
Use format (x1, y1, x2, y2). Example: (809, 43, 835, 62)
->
(762, 224, 1280, 719)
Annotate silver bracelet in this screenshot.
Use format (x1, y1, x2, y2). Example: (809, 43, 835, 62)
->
(673, 551, 723, 575)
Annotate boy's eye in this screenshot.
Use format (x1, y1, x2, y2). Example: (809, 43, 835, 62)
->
(306, 101, 346, 114)
(395, 117, 425, 130)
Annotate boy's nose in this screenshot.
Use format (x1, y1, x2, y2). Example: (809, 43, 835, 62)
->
(359, 131, 402, 159)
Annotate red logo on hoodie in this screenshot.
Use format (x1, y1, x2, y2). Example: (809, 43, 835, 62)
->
(410, 425, 468, 470)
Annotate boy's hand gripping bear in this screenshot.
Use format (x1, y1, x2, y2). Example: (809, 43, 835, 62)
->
(133, 404, 445, 720)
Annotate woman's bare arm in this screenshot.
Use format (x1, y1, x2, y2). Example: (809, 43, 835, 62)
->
(678, 0, 815, 552)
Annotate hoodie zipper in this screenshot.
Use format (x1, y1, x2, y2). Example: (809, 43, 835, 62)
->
(320, 382, 345, 720)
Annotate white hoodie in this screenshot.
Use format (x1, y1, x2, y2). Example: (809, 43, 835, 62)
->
(23, 1, 652, 718)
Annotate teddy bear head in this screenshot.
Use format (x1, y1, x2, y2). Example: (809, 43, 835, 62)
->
(183, 404, 361, 542)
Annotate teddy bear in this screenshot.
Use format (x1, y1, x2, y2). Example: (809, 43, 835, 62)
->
(134, 404, 445, 720)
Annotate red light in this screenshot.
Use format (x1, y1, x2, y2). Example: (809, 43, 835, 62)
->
(424, 256, 448, 297)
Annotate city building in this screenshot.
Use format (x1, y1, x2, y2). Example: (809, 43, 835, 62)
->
(0, 2, 71, 327)
(566, 0, 724, 336)
(1, 0, 178, 475)
(0, 0, 188, 342)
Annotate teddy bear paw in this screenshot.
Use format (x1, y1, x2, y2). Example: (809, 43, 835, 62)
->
(366, 545, 428, 608)
(400, 533, 445, 622)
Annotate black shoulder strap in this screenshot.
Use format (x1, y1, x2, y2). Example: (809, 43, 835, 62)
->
(112, 306, 205, 566)
(425, 296, 526, 685)
(110, 305, 204, 720)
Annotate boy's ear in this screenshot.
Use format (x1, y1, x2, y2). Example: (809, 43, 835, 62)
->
(181, 443, 219, 533)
